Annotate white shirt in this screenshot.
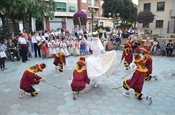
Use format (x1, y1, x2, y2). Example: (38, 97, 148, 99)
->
(55, 31, 59, 36)
(41, 36, 46, 41)
(31, 36, 37, 43)
(18, 36, 27, 44)
(36, 35, 42, 42)
(44, 33, 49, 38)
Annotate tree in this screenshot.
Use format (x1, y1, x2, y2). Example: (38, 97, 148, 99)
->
(0, 0, 56, 35)
(137, 11, 155, 27)
(27, 0, 56, 32)
(102, 0, 137, 28)
(88, 8, 96, 32)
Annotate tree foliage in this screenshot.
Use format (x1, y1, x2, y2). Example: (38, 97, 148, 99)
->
(102, 0, 137, 27)
(137, 11, 155, 25)
(73, 11, 87, 26)
(0, 0, 56, 34)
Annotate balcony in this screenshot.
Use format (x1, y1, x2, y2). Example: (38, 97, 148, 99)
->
(54, 11, 75, 17)
(88, 0, 99, 8)
(87, 13, 99, 18)
(170, 9, 175, 17)
(94, 2, 99, 7)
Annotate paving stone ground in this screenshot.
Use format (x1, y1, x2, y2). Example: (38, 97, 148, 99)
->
(0, 50, 175, 115)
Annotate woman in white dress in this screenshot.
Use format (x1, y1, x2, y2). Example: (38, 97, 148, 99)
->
(67, 38, 74, 55)
(59, 37, 70, 56)
(54, 38, 60, 53)
(47, 37, 54, 58)
(73, 38, 80, 56)
(82, 32, 117, 87)
(51, 36, 57, 57)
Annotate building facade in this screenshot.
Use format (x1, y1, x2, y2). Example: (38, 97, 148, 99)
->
(77, 0, 112, 32)
(137, 0, 175, 35)
(43, 0, 78, 32)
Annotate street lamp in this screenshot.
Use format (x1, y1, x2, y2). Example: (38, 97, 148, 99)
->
(116, 13, 120, 27)
(108, 12, 120, 28)
(89, 8, 96, 32)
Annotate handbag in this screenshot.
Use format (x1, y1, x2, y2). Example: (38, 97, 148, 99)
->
(37, 42, 42, 46)
(0, 51, 7, 58)
(107, 42, 114, 51)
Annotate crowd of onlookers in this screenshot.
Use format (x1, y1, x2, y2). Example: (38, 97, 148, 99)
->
(0, 26, 175, 71)
(0, 27, 92, 71)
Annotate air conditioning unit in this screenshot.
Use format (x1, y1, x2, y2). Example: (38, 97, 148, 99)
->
(62, 17, 67, 23)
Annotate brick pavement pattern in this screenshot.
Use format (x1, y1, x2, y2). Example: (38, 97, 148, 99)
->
(0, 51, 175, 115)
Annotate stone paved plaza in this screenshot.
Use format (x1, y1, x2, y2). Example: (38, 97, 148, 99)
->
(0, 50, 175, 115)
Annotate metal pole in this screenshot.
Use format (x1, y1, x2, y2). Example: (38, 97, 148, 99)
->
(91, 13, 94, 32)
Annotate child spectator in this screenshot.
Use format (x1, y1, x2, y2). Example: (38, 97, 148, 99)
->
(40, 41, 48, 58)
(0, 43, 7, 71)
(73, 38, 80, 56)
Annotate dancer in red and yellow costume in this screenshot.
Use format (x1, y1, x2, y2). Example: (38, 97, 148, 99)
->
(122, 54, 152, 105)
(20, 63, 46, 97)
(53, 52, 66, 72)
(143, 48, 158, 81)
(121, 43, 133, 70)
(71, 56, 90, 100)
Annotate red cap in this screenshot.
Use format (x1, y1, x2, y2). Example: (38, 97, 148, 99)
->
(37, 63, 46, 72)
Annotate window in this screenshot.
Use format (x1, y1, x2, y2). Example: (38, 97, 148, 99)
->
(143, 23, 149, 28)
(144, 3, 151, 11)
(56, 2, 66, 12)
(157, 2, 165, 11)
(82, 0, 87, 3)
(69, 6, 76, 12)
(100, 22, 104, 26)
(156, 20, 163, 28)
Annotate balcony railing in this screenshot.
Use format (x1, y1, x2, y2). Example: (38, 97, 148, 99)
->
(88, 0, 92, 6)
(88, 2, 92, 6)
(170, 9, 175, 17)
(88, 1, 99, 7)
(94, 2, 99, 7)
(87, 13, 99, 17)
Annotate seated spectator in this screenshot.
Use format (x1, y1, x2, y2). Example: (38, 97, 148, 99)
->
(173, 43, 175, 56)
(151, 38, 159, 55)
(105, 39, 115, 51)
(166, 40, 174, 57)
(113, 34, 121, 50)
(7, 39, 20, 61)
(159, 41, 166, 56)
(126, 36, 133, 45)
(144, 38, 152, 49)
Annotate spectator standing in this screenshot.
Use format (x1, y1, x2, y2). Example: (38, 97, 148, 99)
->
(18, 33, 29, 63)
(44, 30, 49, 40)
(0, 43, 7, 71)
